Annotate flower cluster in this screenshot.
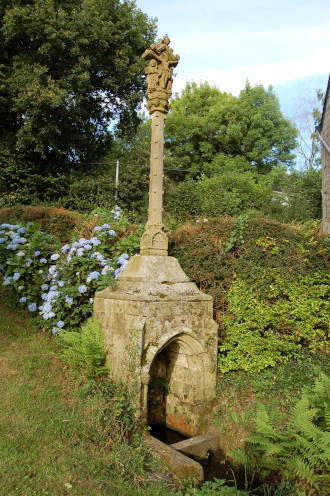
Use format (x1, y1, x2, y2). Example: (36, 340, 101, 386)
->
(0, 216, 130, 334)
(0, 222, 59, 309)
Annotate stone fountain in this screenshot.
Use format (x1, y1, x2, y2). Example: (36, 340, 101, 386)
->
(93, 37, 218, 438)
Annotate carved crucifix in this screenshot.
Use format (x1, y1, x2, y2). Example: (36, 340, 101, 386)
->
(140, 37, 179, 256)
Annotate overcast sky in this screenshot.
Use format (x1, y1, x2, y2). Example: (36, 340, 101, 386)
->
(136, 0, 330, 96)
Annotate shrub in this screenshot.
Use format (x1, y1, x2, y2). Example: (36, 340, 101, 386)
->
(60, 318, 109, 376)
(0, 222, 60, 307)
(0, 147, 70, 207)
(0, 207, 133, 334)
(0, 205, 83, 242)
(197, 172, 272, 218)
(230, 374, 330, 496)
(60, 174, 116, 213)
(167, 180, 202, 221)
(59, 165, 149, 221)
(219, 273, 329, 373)
(169, 217, 329, 372)
(167, 172, 273, 221)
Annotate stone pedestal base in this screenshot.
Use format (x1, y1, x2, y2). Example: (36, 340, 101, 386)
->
(322, 217, 330, 234)
(93, 255, 218, 437)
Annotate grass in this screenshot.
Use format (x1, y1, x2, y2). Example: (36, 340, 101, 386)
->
(0, 296, 173, 496)
(1, 292, 328, 496)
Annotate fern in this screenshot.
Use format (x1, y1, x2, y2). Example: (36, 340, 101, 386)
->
(60, 318, 109, 377)
(229, 374, 330, 495)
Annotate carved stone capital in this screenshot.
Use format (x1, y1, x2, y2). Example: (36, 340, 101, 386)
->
(140, 223, 168, 256)
(147, 89, 171, 114)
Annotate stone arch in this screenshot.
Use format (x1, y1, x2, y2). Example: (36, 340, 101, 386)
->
(141, 328, 215, 436)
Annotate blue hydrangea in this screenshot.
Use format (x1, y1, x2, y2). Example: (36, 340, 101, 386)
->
(117, 253, 129, 264)
(90, 237, 101, 246)
(101, 266, 113, 275)
(28, 302, 37, 312)
(65, 295, 73, 305)
(46, 291, 59, 302)
(3, 276, 12, 286)
(87, 271, 100, 282)
(44, 311, 55, 320)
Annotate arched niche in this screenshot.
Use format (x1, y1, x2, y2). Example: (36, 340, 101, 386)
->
(142, 330, 215, 436)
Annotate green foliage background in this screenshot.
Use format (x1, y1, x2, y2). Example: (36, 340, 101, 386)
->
(0, 0, 156, 203)
(165, 82, 297, 176)
(169, 217, 329, 372)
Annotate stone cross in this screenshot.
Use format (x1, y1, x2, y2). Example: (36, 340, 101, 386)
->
(140, 37, 179, 256)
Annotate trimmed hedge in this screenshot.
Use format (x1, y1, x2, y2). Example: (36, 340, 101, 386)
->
(169, 217, 329, 371)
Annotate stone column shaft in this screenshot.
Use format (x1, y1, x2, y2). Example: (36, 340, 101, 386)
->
(148, 111, 165, 225)
(140, 111, 168, 256)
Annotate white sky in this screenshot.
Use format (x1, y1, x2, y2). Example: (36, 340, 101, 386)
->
(136, 0, 330, 95)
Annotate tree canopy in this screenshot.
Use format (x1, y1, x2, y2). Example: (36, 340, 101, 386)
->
(0, 0, 156, 180)
(165, 82, 298, 175)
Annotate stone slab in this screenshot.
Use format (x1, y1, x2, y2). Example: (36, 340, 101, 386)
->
(170, 434, 219, 460)
(145, 435, 204, 482)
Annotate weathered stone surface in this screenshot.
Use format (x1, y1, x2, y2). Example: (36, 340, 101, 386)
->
(93, 38, 218, 440)
(170, 434, 219, 461)
(142, 36, 179, 115)
(145, 435, 204, 482)
(140, 112, 168, 256)
(140, 37, 179, 256)
(93, 256, 218, 437)
(320, 83, 330, 234)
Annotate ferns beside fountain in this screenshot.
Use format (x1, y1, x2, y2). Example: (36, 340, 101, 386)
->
(230, 373, 330, 495)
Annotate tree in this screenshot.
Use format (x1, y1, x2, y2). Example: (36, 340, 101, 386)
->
(165, 82, 297, 176)
(292, 90, 324, 170)
(0, 0, 156, 201)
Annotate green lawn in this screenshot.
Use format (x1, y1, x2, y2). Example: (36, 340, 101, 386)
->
(0, 299, 172, 496)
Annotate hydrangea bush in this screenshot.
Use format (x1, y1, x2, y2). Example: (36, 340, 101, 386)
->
(0, 207, 132, 334)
